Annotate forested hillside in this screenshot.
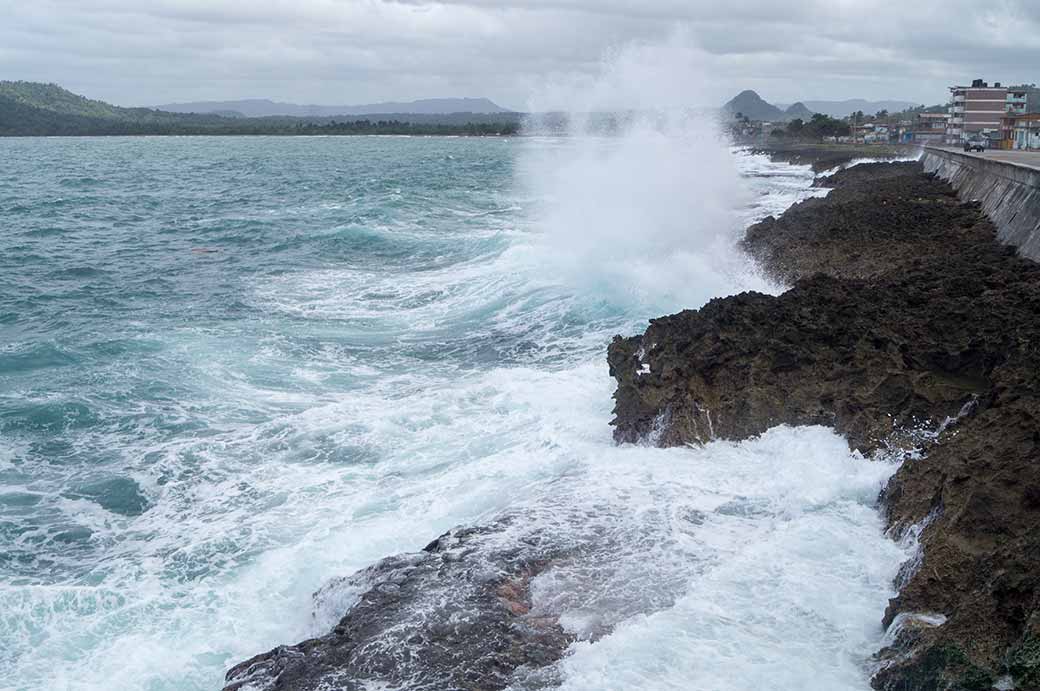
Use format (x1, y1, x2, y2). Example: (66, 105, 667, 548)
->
(0, 82, 521, 136)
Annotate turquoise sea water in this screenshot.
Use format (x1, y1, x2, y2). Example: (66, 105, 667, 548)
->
(1, 135, 907, 691)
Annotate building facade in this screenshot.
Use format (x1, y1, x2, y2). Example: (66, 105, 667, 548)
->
(912, 112, 949, 144)
(1007, 86, 1029, 116)
(946, 79, 1011, 143)
(1008, 84, 1040, 114)
(1003, 113, 1040, 150)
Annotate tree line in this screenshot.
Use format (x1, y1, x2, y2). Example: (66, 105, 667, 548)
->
(0, 101, 521, 137)
(0, 82, 522, 137)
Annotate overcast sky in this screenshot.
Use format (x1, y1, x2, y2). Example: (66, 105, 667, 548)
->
(3, 0, 1039, 109)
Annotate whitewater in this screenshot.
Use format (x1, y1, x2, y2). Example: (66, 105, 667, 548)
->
(1, 52, 909, 691)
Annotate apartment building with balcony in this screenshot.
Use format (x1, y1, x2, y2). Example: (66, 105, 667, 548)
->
(1007, 87, 1029, 115)
(946, 79, 1012, 143)
(1009, 84, 1040, 113)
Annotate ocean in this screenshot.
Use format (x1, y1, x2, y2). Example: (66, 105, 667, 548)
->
(0, 133, 909, 690)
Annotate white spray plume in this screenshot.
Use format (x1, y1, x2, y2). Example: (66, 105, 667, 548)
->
(518, 30, 769, 315)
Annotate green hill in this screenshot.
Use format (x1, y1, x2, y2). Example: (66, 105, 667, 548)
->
(2, 81, 138, 119)
(0, 81, 249, 135)
(0, 81, 521, 137)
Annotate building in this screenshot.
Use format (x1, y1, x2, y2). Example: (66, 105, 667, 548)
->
(1002, 113, 1040, 150)
(1008, 84, 1040, 114)
(1007, 86, 1030, 116)
(946, 79, 1011, 143)
(866, 124, 890, 143)
(910, 112, 949, 144)
(851, 122, 874, 143)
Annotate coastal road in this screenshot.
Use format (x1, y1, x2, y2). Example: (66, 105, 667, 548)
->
(929, 146, 1040, 172)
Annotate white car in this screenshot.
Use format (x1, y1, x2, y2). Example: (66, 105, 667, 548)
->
(963, 138, 987, 152)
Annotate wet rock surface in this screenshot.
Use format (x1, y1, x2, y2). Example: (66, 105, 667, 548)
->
(743, 162, 970, 284)
(748, 143, 915, 173)
(224, 521, 574, 691)
(610, 161, 1040, 689)
(223, 493, 698, 691)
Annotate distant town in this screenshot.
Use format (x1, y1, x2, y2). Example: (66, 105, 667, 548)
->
(727, 80, 1040, 151)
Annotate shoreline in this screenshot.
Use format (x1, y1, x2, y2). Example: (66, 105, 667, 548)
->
(611, 160, 1040, 688)
(743, 141, 921, 172)
(0, 131, 519, 139)
(222, 154, 1040, 690)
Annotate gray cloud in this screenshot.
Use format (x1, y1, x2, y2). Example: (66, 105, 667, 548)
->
(2, 0, 1038, 109)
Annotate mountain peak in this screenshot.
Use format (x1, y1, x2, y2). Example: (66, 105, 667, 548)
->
(723, 90, 785, 121)
(785, 102, 815, 119)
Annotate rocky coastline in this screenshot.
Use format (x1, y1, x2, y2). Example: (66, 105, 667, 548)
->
(225, 155, 1040, 691)
(746, 142, 917, 172)
(610, 159, 1040, 689)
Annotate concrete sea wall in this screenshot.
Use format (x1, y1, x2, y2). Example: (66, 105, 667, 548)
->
(922, 147, 1040, 261)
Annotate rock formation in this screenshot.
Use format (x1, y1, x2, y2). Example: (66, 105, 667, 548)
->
(224, 520, 574, 691)
(747, 144, 909, 173)
(610, 162, 1040, 689)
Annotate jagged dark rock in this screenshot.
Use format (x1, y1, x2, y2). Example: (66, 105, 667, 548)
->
(609, 161, 1040, 689)
(742, 162, 972, 283)
(222, 495, 695, 691)
(747, 144, 914, 173)
(224, 521, 574, 691)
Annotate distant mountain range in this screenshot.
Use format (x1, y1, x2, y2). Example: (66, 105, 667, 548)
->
(776, 99, 920, 118)
(153, 97, 511, 117)
(724, 90, 921, 121)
